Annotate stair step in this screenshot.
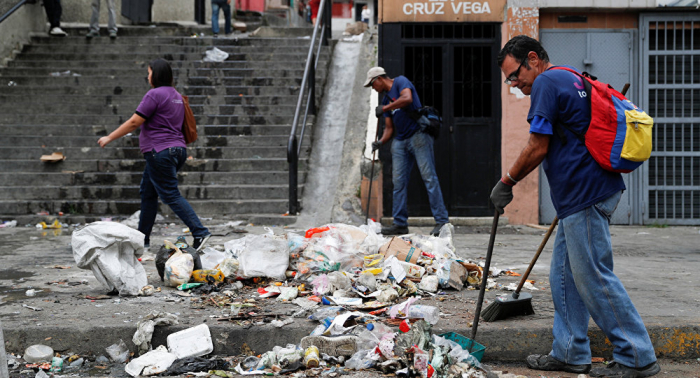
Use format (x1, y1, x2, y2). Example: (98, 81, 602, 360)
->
(0, 199, 291, 216)
(2, 75, 308, 87)
(0, 158, 307, 172)
(23, 44, 314, 55)
(29, 36, 313, 47)
(0, 94, 304, 106)
(0, 103, 303, 116)
(0, 114, 310, 125)
(0, 146, 310, 159)
(0, 134, 311, 148)
(0, 184, 294, 200)
(0, 171, 306, 186)
(15, 52, 328, 62)
(0, 67, 323, 78)
(1, 85, 307, 97)
(0, 124, 307, 137)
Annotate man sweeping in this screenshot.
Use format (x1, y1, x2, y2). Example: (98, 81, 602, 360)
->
(365, 67, 449, 236)
(491, 35, 659, 377)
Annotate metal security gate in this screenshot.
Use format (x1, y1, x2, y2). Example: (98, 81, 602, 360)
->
(642, 14, 700, 225)
(540, 30, 640, 224)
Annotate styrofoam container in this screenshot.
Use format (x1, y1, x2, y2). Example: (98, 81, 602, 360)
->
(24, 344, 54, 363)
(166, 324, 213, 359)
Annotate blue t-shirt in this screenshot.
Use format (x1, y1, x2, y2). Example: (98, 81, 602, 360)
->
(382, 76, 421, 141)
(528, 66, 625, 219)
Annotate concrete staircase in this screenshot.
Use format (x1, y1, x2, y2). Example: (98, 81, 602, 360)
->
(0, 26, 330, 224)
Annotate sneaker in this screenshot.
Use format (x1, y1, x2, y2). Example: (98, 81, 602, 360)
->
(381, 224, 409, 235)
(192, 234, 211, 252)
(86, 30, 99, 39)
(430, 223, 446, 236)
(213, 33, 219, 38)
(109, 31, 117, 39)
(526, 354, 591, 374)
(49, 27, 67, 37)
(300, 335, 358, 357)
(590, 361, 660, 378)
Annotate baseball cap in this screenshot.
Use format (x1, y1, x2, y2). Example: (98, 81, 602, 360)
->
(364, 66, 386, 87)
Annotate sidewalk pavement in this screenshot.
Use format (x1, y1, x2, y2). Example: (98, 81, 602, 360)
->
(0, 220, 697, 363)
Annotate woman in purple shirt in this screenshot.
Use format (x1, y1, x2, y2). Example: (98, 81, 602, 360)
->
(98, 59, 211, 251)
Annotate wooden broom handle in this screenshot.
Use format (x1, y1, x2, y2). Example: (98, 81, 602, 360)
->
(514, 216, 558, 294)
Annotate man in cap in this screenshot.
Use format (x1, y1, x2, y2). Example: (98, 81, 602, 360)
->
(365, 67, 449, 236)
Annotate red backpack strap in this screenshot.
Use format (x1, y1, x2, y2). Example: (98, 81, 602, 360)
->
(546, 66, 592, 145)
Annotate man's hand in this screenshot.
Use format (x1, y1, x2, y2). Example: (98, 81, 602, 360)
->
(371, 140, 382, 152)
(490, 179, 513, 214)
(375, 105, 384, 118)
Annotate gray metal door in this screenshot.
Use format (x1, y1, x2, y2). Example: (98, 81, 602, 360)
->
(641, 14, 700, 225)
(539, 30, 639, 224)
(121, 0, 152, 24)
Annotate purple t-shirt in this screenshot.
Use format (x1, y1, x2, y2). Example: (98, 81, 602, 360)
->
(134, 86, 187, 154)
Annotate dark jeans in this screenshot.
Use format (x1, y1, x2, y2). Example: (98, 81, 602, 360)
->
(43, 0, 62, 28)
(211, 0, 232, 35)
(138, 147, 209, 245)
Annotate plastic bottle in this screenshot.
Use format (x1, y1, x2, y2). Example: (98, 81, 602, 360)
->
(309, 324, 327, 336)
(191, 269, 225, 283)
(303, 346, 320, 368)
(309, 306, 344, 321)
(406, 305, 440, 325)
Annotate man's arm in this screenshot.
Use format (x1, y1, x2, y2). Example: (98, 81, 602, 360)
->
(382, 88, 412, 113)
(506, 132, 550, 183)
(490, 132, 550, 214)
(378, 117, 395, 144)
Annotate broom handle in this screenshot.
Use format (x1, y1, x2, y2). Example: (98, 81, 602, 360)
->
(513, 216, 558, 298)
(365, 117, 382, 224)
(470, 210, 500, 349)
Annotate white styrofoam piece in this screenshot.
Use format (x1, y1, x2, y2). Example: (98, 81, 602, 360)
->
(166, 324, 214, 359)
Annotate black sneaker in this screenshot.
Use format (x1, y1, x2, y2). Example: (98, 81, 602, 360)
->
(430, 223, 446, 236)
(192, 234, 211, 252)
(381, 224, 409, 235)
(590, 361, 660, 378)
(526, 354, 591, 374)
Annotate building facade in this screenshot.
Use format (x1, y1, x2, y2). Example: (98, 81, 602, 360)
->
(377, 0, 700, 225)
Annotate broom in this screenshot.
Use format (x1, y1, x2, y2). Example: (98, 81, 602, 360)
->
(481, 216, 558, 322)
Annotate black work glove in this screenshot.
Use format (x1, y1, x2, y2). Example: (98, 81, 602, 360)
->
(371, 140, 382, 152)
(375, 105, 384, 118)
(490, 179, 513, 214)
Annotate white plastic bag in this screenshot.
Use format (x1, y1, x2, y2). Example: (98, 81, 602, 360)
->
(200, 247, 226, 270)
(71, 221, 147, 296)
(203, 47, 229, 62)
(237, 232, 289, 280)
(164, 249, 194, 287)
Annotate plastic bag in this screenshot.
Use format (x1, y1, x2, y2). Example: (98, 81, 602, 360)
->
(200, 247, 226, 270)
(237, 232, 289, 280)
(203, 47, 229, 62)
(71, 221, 147, 296)
(218, 258, 239, 278)
(164, 248, 194, 287)
(105, 339, 130, 363)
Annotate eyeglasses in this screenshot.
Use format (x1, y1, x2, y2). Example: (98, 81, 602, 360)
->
(504, 59, 525, 85)
(370, 77, 378, 86)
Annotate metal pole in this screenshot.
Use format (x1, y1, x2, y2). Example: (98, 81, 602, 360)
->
(289, 137, 299, 214)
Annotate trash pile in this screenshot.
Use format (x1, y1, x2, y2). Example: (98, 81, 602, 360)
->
(62, 220, 523, 377)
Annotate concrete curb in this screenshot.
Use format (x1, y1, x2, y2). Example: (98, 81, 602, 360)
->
(3, 322, 699, 361)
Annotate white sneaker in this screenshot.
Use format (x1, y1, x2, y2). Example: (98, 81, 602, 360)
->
(49, 27, 67, 37)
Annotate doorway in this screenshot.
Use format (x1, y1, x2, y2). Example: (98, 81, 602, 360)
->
(379, 23, 502, 218)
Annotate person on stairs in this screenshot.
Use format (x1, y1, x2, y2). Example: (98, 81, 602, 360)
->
(86, 0, 118, 39)
(43, 0, 67, 37)
(211, 0, 233, 37)
(97, 59, 212, 252)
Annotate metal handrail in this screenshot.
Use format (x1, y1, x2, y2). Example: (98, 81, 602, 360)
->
(286, 0, 331, 214)
(0, 0, 31, 25)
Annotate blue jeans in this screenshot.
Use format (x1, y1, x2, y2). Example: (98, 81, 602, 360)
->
(550, 190, 656, 368)
(211, 0, 232, 35)
(138, 147, 209, 245)
(390, 131, 449, 226)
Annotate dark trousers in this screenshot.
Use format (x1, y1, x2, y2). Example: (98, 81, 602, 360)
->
(43, 0, 62, 28)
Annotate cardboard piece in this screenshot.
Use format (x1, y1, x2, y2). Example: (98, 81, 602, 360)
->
(448, 261, 467, 291)
(378, 237, 421, 265)
(40, 152, 66, 163)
